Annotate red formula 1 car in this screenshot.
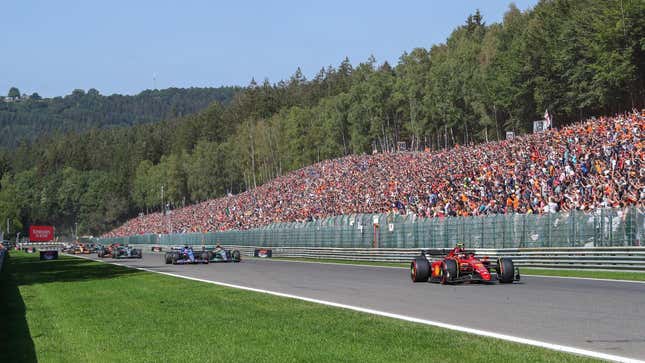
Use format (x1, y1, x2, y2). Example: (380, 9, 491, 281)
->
(411, 244, 520, 284)
(97, 243, 120, 258)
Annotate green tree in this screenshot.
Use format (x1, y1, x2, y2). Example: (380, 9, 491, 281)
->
(186, 141, 225, 202)
(80, 171, 127, 234)
(132, 160, 154, 211)
(57, 167, 86, 226)
(0, 175, 24, 233)
(8, 87, 20, 99)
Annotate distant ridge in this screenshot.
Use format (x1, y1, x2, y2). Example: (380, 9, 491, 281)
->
(0, 86, 238, 148)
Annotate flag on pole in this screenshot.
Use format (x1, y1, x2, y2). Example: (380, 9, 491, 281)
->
(544, 109, 551, 129)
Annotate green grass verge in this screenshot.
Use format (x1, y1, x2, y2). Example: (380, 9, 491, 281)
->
(270, 257, 645, 281)
(0, 252, 596, 362)
(519, 268, 645, 281)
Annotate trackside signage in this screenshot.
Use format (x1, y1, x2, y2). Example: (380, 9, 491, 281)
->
(29, 226, 54, 242)
(40, 250, 59, 260)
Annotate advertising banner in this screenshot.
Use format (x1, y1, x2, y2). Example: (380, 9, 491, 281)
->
(29, 226, 54, 242)
(533, 120, 547, 133)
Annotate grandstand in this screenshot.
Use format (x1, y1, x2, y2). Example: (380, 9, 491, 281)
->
(105, 111, 644, 238)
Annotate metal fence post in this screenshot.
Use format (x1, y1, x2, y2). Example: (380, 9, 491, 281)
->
(570, 209, 575, 247)
(547, 212, 552, 248)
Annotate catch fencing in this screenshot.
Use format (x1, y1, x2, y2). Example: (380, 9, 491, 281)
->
(97, 207, 643, 249)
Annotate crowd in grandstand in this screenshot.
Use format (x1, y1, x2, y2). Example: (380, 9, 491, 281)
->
(105, 111, 644, 237)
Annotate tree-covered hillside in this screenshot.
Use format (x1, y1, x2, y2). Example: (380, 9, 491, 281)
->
(0, 0, 643, 237)
(0, 87, 238, 148)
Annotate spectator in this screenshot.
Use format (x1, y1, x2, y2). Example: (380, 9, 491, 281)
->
(104, 111, 644, 237)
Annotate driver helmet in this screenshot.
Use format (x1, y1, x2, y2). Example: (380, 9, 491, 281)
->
(456, 242, 465, 251)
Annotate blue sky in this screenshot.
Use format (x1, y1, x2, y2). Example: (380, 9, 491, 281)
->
(1, 0, 538, 97)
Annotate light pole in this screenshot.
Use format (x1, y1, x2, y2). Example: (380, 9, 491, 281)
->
(161, 185, 165, 214)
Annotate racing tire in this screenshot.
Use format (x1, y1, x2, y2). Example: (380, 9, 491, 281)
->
(165, 253, 172, 264)
(201, 252, 209, 263)
(207, 251, 214, 260)
(497, 258, 515, 283)
(135, 249, 142, 259)
(171, 254, 178, 265)
(411, 257, 430, 282)
(98, 251, 104, 258)
(441, 259, 458, 285)
(232, 250, 241, 262)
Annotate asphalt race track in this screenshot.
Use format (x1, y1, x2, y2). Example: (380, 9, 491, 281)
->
(80, 252, 645, 360)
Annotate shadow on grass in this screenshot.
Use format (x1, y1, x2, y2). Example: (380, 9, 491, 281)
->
(0, 255, 37, 362)
(8, 252, 142, 286)
(0, 253, 143, 362)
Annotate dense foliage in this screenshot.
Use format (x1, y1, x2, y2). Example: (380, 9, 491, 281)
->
(0, 87, 238, 148)
(0, 0, 643, 237)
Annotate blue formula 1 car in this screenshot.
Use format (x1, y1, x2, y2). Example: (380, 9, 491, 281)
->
(164, 246, 209, 264)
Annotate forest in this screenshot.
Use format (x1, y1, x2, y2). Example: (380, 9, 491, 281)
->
(0, 86, 238, 148)
(0, 0, 643, 237)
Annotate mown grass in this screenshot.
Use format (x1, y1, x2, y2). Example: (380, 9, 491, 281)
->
(520, 268, 645, 281)
(0, 252, 596, 362)
(271, 257, 645, 281)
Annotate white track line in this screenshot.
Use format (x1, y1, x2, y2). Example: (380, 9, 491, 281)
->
(68, 254, 643, 362)
(262, 257, 645, 284)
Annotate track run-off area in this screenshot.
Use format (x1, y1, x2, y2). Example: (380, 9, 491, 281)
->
(73, 252, 645, 362)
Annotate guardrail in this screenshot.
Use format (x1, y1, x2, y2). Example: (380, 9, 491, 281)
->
(17, 242, 64, 251)
(131, 244, 645, 271)
(258, 246, 645, 270)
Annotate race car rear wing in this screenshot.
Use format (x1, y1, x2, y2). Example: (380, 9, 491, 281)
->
(420, 248, 477, 256)
(169, 245, 222, 252)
